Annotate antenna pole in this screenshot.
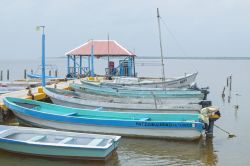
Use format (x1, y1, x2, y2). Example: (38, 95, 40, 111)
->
(108, 33, 110, 65)
(157, 8, 166, 83)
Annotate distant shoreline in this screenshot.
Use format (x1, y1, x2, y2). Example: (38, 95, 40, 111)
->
(47, 56, 250, 60)
(137, 56, 250, 60)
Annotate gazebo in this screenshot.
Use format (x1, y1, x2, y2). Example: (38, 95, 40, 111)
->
(65, 40, 136, 78)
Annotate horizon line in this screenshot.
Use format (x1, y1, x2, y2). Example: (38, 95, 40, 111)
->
(46, 56, 250, 60)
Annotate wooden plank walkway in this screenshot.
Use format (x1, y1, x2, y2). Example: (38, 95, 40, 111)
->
(0, 79, 79, 111)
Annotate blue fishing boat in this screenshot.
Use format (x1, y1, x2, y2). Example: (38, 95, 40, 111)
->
(70, 82, 205, 99)
(27, 64, 59, 79)
(4, 97, 205, 140)
(0, 125, 120, 160)
(27, 74, 57, 79)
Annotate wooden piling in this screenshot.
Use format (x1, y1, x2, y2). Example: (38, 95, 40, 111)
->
(24, 69, 27, 79)
(0, 70, 2, 81)
(55, 70, 58, 77)
(7, 70, 9, 81)
(49, 70, 51, 76)
(222, 86, 225, 99)
(229, 75, 232, 91)
(228, 91, 231, 103)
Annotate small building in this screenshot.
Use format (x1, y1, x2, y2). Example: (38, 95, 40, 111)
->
(65, 40, 136, 78)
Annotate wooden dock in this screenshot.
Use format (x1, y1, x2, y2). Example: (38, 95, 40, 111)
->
(0, 80, 78, 118)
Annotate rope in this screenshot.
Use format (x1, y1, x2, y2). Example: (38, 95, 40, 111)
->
(214, 124, 236, 138)
(160, 18, 198, 72)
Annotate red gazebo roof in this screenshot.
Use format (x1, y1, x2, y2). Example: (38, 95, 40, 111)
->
(65, 40, 136, 58)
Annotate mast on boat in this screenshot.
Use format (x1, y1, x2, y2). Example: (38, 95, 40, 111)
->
(157, 8, 166, 84)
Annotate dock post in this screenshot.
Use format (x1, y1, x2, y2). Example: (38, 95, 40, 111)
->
(206, 119, 215, 138)
(222, 86, 225, 99)
(24, 69, 27, 79)
(49, 70, 51, 76)
(229, 75, 232, 91)
(7, 70, 9, 81)
(228, 91, 231, 103)
(0, 70, 2, 81)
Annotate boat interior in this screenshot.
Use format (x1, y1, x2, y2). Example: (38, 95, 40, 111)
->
(47, 87, 201, 106)
(10, 98, 200, 122)
(1, 129, 111, 147)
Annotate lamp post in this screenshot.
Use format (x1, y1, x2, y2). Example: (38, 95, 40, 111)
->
(37, 26, 46, 87)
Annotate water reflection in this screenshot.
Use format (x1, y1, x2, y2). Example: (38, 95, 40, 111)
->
(200, 138, 218, 166)
(0, 150, 120, 166)
(118, 137, 217, 166)
(0, 119, 218, 166)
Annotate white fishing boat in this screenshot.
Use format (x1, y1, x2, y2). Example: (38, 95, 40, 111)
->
(100, 72, 198, 88)
(0, 125, 120, 160)
(70, 82, 205, 99)
(44, 87, 203, 113)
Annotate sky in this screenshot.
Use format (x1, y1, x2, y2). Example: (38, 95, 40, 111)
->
(0, 0, 250, 60)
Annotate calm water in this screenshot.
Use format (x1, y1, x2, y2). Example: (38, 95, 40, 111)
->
(0, 58, 250, 166)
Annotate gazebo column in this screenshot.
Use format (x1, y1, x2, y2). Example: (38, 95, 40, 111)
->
(80, 56, 82, 76)
(73, 55, 76, 78)
(67, 55, 70, 76)
(133, 56, 136, 77)
(88, 56, 90, 73)
(128, 57, 132, 77)
(90, 45, 95, 77)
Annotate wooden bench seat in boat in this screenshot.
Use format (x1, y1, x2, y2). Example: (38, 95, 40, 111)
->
(87, 138, 103, 146)
(139, 118, 151, 121)
(63, 112, 78, 116)
(27, 135, 45, 142)
(58, 137, 74, 144)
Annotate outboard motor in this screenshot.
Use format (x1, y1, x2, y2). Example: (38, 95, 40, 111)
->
(200, 87, 210, 100)
(200, 107, 221, 138)
(189, 84, 210, 100)
(199, 100, 212, 108)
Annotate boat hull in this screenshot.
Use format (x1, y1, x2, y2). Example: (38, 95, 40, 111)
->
(14, 111, 202, 141)
(44, 88, 201, 113)
(0, 125, 120, 160)
(0, 140, 116, 160)
(70, 82, 205, 99)
(101, 72, 198, 88)
(4, 97, 204, 141)
(50, 97, 199, 113)
(27, 74, 57, 79)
